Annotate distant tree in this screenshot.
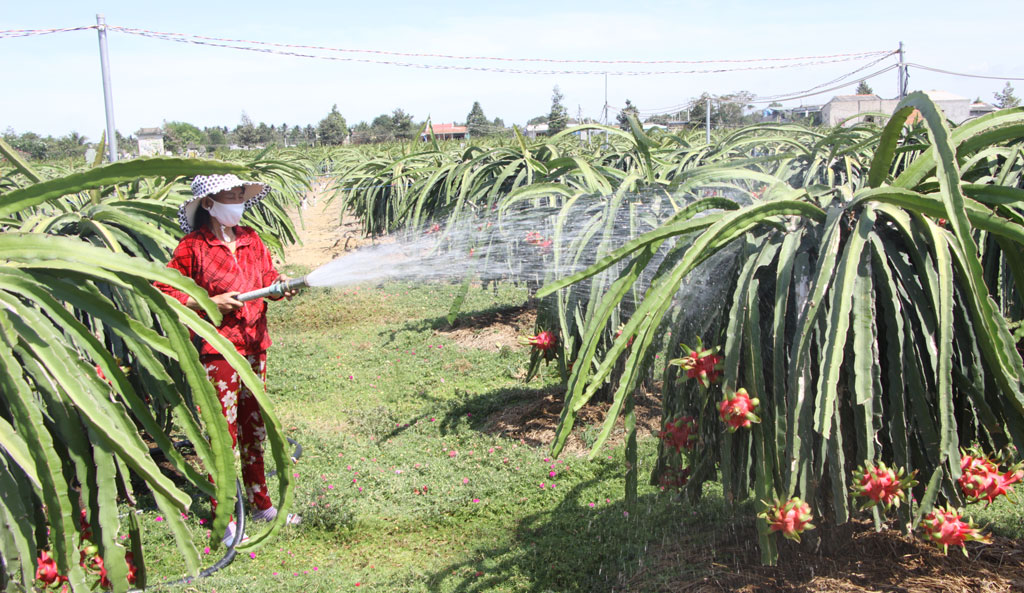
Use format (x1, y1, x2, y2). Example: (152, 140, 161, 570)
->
(994, 82, 1021, 109)
(391, 108, 415, 140)
(115, 130, 135, 156)
(492, 117, 505, 130)
(204, 126, 227, 150)
(254, 122, 273, 146)
(526, 115, 549, 126)
(317, 105, 348, 145)
(234, 112, 259, 147)
(163, 121, 203, 154)
(53, 131, 89, 159)
(687, 91, 755, 127)
(616, 99, 640, 129)
(369, 113, 396, 142)
(303, 124, 317, 146)
(855, 81, 874, 95)
(466, 101, 490, 137)
(715, 91, 755, 125)
(548, 85, 569, 134)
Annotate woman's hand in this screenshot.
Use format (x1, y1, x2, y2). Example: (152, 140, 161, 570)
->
(211, 291, 243, 314)
(278, 275, 300, 300)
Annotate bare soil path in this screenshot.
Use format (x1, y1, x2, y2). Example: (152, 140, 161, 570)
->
(279, 178, 377, 271)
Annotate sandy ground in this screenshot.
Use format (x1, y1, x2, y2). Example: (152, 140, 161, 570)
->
(280, 178, 378, 271)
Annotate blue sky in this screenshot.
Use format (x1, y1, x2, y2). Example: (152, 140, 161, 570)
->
(4, 0, 1023, 139)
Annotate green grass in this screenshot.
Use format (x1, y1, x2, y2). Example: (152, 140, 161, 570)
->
(130, 280, 1024, 592)
(134, 281, 721, 592)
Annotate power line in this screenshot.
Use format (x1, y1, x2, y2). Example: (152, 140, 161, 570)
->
(0, 25, 96, 38)
(905, 62, 1024, 82)
(107, 26, 891, 66)
(108, 27, 894, 76)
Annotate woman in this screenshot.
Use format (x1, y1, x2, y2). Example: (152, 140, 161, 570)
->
(156, 174, 300, 542)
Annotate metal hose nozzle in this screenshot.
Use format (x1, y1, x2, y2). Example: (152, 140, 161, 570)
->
(235, 276, 309, 302)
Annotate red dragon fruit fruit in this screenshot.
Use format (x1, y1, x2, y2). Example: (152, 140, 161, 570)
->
(718, 388, 760, 431)
(658, 416, 697, 453)
(919, 506, 991, 555)
(519, 330, 558, 361)
(959, 452, 1023, 505)
(657, 466, 691, 491)
(35, 550, 60, 586)
(670, 340, 723, 388)
(760, 498, 815, 542)
(850, 461, 917, 511)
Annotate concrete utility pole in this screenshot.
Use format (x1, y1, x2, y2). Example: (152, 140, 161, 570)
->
(897, 41, 906, 100)
(96, 14, 118, 162)
(706, 97, 712, 144)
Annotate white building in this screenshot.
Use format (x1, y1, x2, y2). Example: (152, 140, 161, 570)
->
(820, 90, 974, 127)
(136, 128, 165, 156)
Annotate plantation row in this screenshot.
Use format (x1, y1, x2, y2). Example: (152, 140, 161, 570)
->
(1, 92, 1023, 591)
(328, 94, 1024, 564)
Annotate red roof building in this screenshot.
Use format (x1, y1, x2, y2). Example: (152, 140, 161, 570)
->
(423, 123, 468, 140)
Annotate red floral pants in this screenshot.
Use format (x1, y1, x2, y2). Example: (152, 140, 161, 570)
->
(202, 352, 273, 512)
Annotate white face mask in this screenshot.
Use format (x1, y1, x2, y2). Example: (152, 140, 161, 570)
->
(206, 201, 246, 227)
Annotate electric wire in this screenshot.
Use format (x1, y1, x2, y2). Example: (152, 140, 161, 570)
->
(905, 62, 1024, 82)
(107, 26, 892, 66)
(106, 27, 891, 76)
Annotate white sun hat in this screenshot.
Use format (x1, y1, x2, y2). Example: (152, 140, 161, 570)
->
(177, 174, 271, 233)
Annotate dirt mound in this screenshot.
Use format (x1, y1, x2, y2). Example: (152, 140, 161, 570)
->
(436, 304, 537, 352)
(484, 387, 662, 457)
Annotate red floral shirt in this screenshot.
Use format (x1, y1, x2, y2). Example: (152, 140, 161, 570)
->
(156, 225, 279, 356)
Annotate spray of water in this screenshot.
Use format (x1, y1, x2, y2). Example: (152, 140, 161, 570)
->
(303, 189, 740, 317)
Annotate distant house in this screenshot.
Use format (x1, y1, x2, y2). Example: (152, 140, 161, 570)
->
(421, 123, 467, 141)
(524, 123, 549, 139)
(969, 101, 998, 119)
(820, 94, 892, 126)
(821, 90, 973, 127)
(136, 128, 165, 156)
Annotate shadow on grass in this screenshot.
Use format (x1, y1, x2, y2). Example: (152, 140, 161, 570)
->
(377, 300, 533, 349)
(423, 473, 736, 593)
(433, 384, 565, 441)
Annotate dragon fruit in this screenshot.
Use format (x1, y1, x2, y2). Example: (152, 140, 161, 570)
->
(670, 340, 723, 388)
(850, 461, 917, 510)
(919, 506, 991, 555)
(658, 416, 697, 453)
(959, 452, 1023, 505)
(35, 550, 60, 586)
(761, 498, 815, 542)
(519, 331, 557, 361)
(718, 388, 760, 431)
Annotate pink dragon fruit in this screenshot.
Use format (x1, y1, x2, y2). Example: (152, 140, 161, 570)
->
(850, 461, 917, 511)
(761, 498, 815, 542)
(718, 388, 760, 431)
(919, 506, 991, 555)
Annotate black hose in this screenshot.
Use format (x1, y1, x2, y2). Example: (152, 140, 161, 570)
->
(136, 437, 303, 590)
(131, 480, 245, 592)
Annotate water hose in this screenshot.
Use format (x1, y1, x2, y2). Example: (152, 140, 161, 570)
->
(235, 276, 309, 302)
(135, 438, 302, 590)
